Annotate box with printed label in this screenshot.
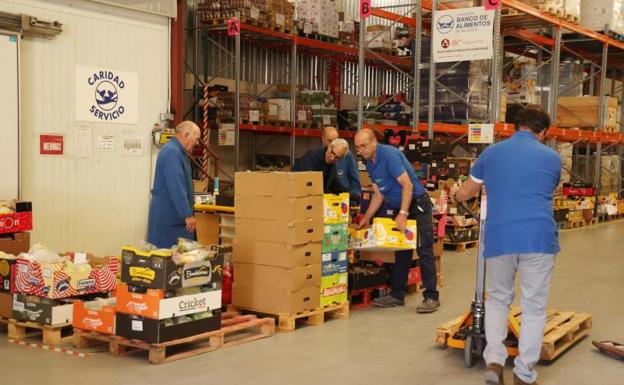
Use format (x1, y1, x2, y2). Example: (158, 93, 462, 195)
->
(12, 293, 73, 325)
(349, 218, 416, 251)
(72, 300, 116, 334)
(235, 195, 322, 221)
(232, 283, 319, 314)
(120, 247, 223, 291)
(322, 223, 349, 253)
(322, 193, 350, 224)
(235, 217, 323, 245)
(15, 254, 118, 299)
(115, 283, 222, 320)
(0, 205, 32, 234)
(321, 251, 347, 277)
(233, 239, 321, 268)
(115, 310, 221, 344)
(234, 263, 320, 291)
(235, 171, 323, 198)
(320, 273, 348, 307)
(0, 255, 18, 293)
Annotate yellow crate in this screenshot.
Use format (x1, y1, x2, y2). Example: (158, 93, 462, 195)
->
(323, 193, 350, 224)
(349, 217, 416, 251)
(320, 273, 348, 307)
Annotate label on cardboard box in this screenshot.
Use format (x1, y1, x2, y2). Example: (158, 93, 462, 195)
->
(249, 110, 260, 122)
(250, 6, 259, 19)
(297, 110, 307, 121)
(269, 104, 278, 116)
(13, 298, 24, 312)
(304, 22, 312, 34)
(132, 320, 143, 331)
(322, 115, 331, 125)
(276, 13, 285, 26)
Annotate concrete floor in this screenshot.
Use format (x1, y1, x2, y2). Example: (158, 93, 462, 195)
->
(1, 221, 623, 384)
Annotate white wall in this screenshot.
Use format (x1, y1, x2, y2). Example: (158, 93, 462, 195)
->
(0, 0, 169, 256)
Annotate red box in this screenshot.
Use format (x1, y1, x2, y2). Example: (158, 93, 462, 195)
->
(73, 300, 116, 334)
(0, 212, 32, 234)
(407, 267, 422, 287)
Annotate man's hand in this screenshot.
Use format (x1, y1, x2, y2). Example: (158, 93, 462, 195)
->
(395, 212, 408, 233)
(185, 216, 197, 232)
(357, 215, 371, 229)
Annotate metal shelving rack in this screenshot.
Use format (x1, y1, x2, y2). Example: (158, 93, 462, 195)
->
(177, 0, 624, 197)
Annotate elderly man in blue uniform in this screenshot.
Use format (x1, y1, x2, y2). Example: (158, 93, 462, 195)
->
(321, 126, 361, 203)
(147, 121, 201, 248)
(292, 138, 351, 195)
(354, 128, 439, 313)
(453, 105, 561, 385)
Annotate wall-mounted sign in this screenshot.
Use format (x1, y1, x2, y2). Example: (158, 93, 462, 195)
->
(40, 134, 64, 156)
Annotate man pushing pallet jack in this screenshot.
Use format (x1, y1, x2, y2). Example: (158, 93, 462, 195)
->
(450, 106, 564, 385)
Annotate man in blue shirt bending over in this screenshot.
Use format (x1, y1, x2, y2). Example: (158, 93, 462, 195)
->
(355, 128, 439, 313)
(321, 126, 361, 203)
(454, 105, 561, 385)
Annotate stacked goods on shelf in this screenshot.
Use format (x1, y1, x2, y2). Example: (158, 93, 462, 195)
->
(212, 91, 267, 124)
(299, 91, 338, 128)
(600, 155, 622, 193)
(338, 20, 359, 47)
(504, 58, 539, 105)
(232, 172, 324, 314)
(266, 0, 295, 33)
(580, 0, 624, 36)
(557, 183, 596, 226)
(10, 245, 117, 327)
(557, 96, 618, 132)
(555, 143, 573, 186)
(115, 240, 224, 343)
(321, 193, 349, 307)
(295, 0, 339, 39)
(266, 99, 291, 123)
(197, 0, 268, 25)
(366, 25, 393, 52)
(597, 193, 621, 217)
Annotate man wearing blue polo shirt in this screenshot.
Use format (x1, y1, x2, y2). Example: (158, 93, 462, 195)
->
(355, 129, 439, 313)
(454, 105, 561, 385)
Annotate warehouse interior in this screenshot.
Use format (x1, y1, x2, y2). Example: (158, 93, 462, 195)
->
(0, 0, 623, 384)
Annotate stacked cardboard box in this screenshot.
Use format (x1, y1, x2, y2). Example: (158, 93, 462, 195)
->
(580, 0, 624, 35)
(233, 172, 324, 314)
(557, 96, 618, 132)
(114, 244, 224, 343)
(266, 0, 294, 32)
(321, 193, 350, 307)
(366, 25, 393, 51)
(295, 0, 339, 38)
(197, 0, 268, 24)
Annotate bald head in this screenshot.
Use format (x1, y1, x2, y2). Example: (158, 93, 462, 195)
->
(321, 126, 339, 147)
(354, 129, 377, 161)
(175, 120, 201, 152)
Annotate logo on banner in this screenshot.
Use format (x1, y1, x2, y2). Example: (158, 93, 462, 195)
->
(437, 15, 454, 34)
(87, 70, 126, 121)
(441, 39, 450, 49)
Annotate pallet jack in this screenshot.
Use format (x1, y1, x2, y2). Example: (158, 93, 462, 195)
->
(444, 194, 522, 368)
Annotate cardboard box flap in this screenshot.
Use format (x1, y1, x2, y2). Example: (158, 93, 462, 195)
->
(235, 171, 323, 197)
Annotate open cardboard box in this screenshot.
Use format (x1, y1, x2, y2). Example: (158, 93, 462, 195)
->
(13, 293, 74, 325)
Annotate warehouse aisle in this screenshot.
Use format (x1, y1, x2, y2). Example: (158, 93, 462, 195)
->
(1, 222, 623, 385)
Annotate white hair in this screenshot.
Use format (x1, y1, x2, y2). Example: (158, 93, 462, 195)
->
(330, 138, 349, 153)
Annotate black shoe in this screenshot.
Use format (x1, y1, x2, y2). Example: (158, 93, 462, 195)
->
(373, 294, 405, 307)
(416, 298, 440, 313)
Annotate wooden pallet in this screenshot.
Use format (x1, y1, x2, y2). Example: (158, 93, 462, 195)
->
(268, 23, 292, 35)
(264, 119, 290, 127)
(72, 311, 275, 364)
(443, 241, 478, 252)
(565, 14, 580, 24)
(0, 316, 9, 330)
(537, 5, 564, 19)
(8, 319, 73, 346)
(564, 218, 598, 229)
(233, 302, 350, 332)
(370, 47, 397, 56)
(510, 308, 592, 361)
(295, 121, 315, 128)
(598, 213, 624, 222)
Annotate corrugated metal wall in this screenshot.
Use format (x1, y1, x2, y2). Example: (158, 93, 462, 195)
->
(2, 0, 170, 256)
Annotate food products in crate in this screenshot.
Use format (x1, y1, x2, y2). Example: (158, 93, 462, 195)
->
(349, 218, 417, 251)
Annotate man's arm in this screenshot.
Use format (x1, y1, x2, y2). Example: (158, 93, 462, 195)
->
(394, 172, 413, 232)
(358, 184, 384, 229)
(453, 177, 482, 203)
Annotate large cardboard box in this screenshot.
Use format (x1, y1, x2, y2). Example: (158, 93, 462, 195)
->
(235, 217, 323, 244)
(320, 273, 348, 307)
(557, 96, 618, 130)
(72, 300, 116, 334)
(232, 283, 320, 314)
(121, 247, 223, 291)
(12, 294, 73, 325)
(321, 250, 348, 277)
(115, 310, 221, 344)
(322, 222, 349, 252)
(235, 195, 323, 221)
(115, 283, 222, 320)
(235, 171, 323, 198)
(322, 193, 350, 224)
(233, 239, 321, 267)
(349, 218, 417, 251)
(0, 292, 11, 318)
(15, 254, 118, 299)
(233, 263, 320, 291)
(0, 232, 30, 256)
(359, 249, 417, 264)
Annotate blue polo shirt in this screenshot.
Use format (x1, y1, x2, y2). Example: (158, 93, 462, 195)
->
(470, 131, 562, 258)
(366, 143, 426, 209)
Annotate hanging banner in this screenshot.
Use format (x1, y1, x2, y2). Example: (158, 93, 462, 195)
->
(485, 0, 500, 11)
(40, 134, 64, 156)
(468, 124, 494, 144)
(75, 65, 139, 124)
(432, 7, 494, 63)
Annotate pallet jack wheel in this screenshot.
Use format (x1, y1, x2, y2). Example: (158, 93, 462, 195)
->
(464, 335, 478, 368)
